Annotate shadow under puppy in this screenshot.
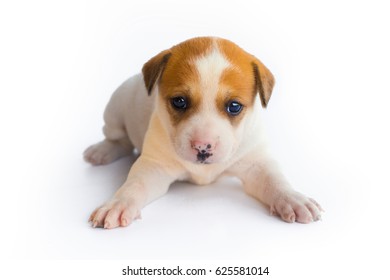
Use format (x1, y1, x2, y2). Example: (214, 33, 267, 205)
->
(84, 37, 323, 229)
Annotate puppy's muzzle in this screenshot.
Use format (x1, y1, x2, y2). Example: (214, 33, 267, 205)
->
(191, 141, 214, 164)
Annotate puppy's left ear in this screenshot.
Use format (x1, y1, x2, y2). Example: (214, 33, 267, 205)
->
(252, 58, 275, 108)
(142, 50, 172, 95)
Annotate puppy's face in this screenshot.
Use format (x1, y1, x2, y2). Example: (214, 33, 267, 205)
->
(143, 37, 274, 164)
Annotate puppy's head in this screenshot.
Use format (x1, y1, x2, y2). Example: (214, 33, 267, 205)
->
(142, 37, 274, 164)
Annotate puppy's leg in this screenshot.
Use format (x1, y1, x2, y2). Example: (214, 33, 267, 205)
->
(84, 91, 134, 165)
(229, 152, 323, 223)
(84, 137, 133, 166)
(89, 156, 180, 229)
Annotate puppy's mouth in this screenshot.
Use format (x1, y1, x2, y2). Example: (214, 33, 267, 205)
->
(196, 150, 213, 164)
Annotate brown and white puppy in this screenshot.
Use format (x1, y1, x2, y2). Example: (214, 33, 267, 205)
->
(84, 37, 323, 229)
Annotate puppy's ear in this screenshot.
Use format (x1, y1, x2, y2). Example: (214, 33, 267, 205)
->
(252, 59, 275, 108)
(142, 50, 172, 95)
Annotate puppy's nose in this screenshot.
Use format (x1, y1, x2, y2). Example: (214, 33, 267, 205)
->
(191, 141, 213, 152)
(191, 140, 214, 163)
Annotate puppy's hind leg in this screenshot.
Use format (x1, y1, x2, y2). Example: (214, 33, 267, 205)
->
(84, 137, 133, 166)
(84, 109, 134, 166)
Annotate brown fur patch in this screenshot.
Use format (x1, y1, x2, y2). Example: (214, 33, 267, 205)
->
(217, 38, 275, 108)
(158, 37, 214, 125)
(215, 39, 259, 125)
(217, 67, 255, 125)
(159, 37, 213, 92)
(142, 50, 172, 95)
(252, 61, 274, 108)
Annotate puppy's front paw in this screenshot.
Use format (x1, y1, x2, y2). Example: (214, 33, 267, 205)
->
(89, 198, 141, 229)
(270, 192, 323, 223)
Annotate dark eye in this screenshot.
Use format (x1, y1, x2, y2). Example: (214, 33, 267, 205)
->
(226, 101, 243, 115)
(171, 96, 188, 110)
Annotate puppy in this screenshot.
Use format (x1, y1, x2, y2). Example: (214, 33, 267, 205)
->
(84, 37, 323, 229)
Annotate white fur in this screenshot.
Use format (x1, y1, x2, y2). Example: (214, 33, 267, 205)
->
(195, 42, 231, 102)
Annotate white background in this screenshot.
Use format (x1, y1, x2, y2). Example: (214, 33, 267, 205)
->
(1, 0, 389, 279)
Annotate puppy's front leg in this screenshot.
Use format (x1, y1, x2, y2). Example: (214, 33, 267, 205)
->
(89, 156, 180, 229)
(230, 151, 323, 223)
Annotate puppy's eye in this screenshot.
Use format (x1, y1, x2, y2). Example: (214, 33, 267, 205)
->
(226, 101, 243, 115)
(171, 96, 188, 110)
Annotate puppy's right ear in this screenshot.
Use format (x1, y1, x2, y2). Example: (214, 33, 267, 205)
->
(142, 50, 172, 95)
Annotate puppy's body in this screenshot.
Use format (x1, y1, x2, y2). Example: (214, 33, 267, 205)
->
(85, 37, 323, 229)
